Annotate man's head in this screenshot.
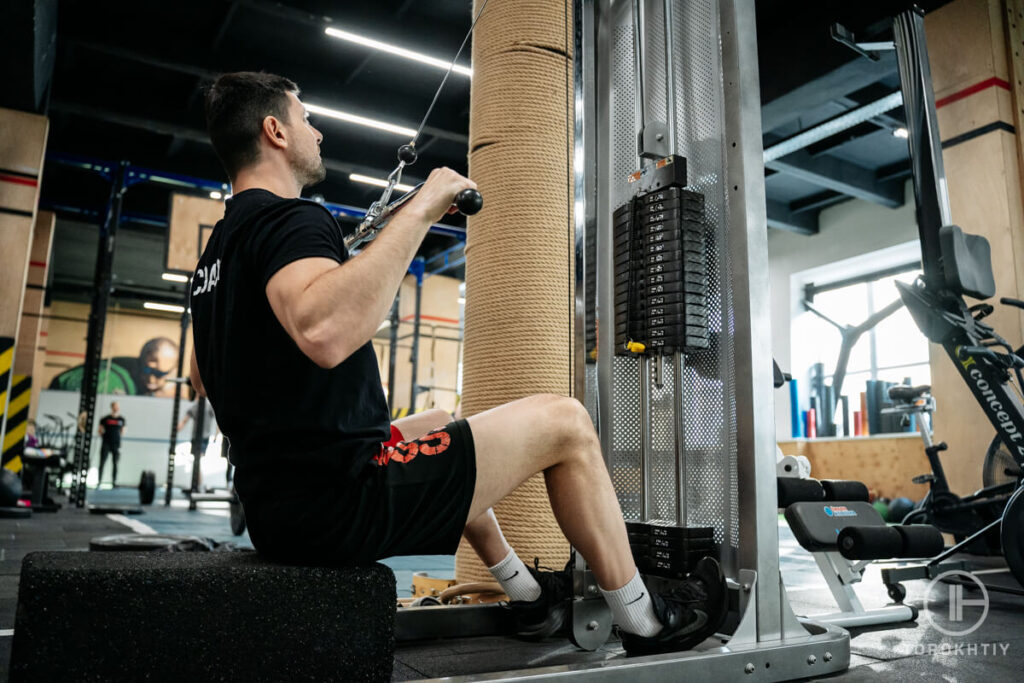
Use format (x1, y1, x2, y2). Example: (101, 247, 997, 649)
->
(137, 338, 179, 395)
(111, 401, 120, 414)
(205, 72, 325, 189)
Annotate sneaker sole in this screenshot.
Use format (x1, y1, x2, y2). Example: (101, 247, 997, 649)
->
(674, 570, 729, 651)
(516, 602, 569, 640)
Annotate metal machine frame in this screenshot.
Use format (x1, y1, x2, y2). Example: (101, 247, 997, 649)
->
(400, 1, 850, 679)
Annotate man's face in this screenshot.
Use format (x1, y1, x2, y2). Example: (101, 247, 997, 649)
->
(285, 92, 326, 189)
(111, 402, 120, 414)
(141, 344, 178, 394)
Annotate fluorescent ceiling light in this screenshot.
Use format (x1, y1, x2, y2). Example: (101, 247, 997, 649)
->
(324, 27, 472, 77)
(350, 173, 415, 193)
(161, 273, 189, 283)
(305, 103, 416, 137)
(144, 302, 185, 313)
(209, 191, 223, 200)
(892, 127, 909, 139)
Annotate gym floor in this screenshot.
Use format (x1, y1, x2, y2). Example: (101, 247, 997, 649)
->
(1, 491, 1021, 681)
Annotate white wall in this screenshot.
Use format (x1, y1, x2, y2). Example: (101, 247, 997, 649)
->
(35, 390, 227, 489)
(768, 180, 919, 438)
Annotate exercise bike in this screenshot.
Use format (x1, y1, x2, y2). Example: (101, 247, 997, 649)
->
(885, 381, 1020, 555)
(889, 227, 1024, 592)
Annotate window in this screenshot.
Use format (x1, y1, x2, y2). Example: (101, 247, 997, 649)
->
(791, 265, 930, 435)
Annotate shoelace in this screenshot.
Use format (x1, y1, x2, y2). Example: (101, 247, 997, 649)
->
(531, 558, 572, 601)
(668, 574, 709, 605)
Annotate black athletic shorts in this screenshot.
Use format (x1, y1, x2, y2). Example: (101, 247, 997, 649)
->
(243, 419, 477, 566)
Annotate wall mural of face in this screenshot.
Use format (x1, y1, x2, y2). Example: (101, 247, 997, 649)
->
(138, 339, 179, 395)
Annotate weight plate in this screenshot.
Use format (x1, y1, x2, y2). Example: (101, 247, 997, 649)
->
(634, 196, 702, 214)
(638, 208, 701, 226)
(138, 470, 156, 505)
(645, 280, 708, 296)
(647, 292, 707, 307)
(645, 313, 687, 328)
(88, 504, 144, 515)
(644, 238, 706, 254)
(640, 187, 705, 205)
(646, 251, 707, 267)
(90, 533, 203, 551)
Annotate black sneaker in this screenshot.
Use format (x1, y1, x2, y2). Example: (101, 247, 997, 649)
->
(504, 558, 573, 640)
(620, 557, 728, 656)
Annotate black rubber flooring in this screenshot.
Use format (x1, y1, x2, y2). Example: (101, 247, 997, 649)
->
(1, 492, 1022, 682)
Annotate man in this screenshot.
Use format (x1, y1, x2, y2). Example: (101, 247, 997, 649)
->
(97, 401, 126, 486)
(190, 72, 726, 655)
(176, 397, 218, 491)
(176, 397, 218, 455)
(49, 337, 179, 397)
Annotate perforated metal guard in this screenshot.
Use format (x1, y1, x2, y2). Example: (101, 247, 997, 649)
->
(602, 0, 739, 549)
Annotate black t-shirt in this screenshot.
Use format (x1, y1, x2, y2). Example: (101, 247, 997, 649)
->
(99, 414, 125, 446)
(190, 189, 390, 499)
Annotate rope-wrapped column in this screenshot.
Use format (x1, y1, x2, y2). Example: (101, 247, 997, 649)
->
(455, 0, 574, 583)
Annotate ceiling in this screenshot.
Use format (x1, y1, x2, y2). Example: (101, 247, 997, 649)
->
(2, 0, 949, 310)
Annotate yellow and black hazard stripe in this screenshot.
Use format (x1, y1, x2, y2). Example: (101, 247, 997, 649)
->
(0, 337, 19, 471)
(1, 374, 30, 472)
(0, 337, 13, 424)
(391, 406, 410, 420)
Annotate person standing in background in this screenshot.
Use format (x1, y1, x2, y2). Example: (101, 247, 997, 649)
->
(97, 402, 126, 487)
(177, 399, 218, 491)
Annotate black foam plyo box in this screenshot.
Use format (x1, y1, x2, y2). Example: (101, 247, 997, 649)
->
(10, 551, 396, 682)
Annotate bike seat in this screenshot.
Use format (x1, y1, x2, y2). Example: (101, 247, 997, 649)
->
(939, 224, 996, 300)
(888, 384, 931, 402)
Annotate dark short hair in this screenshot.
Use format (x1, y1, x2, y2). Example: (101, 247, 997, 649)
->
(204, 72, 299, 178)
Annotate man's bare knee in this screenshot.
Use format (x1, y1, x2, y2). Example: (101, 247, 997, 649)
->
(545, 396, 599, 466)
(424, 408, 452, 426)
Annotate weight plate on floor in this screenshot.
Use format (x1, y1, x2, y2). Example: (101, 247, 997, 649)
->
(88, 504, 144, 515)
(89, 533, 203, 551)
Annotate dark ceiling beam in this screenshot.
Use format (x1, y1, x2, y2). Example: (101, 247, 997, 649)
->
(75, 41, 214, 80)
(343, 0, 418, 86)
(211, 1, 239, 52)
(763, 91, 902, 162)
(766, 199, 818, 235)
(790, 190, 847, 214)
(48, 100, 423, 183)
(234, 0, 339, 29)
(70, 41, 468, 145)
(766, 150, 904, 208)
(760, 52, 897, 134)
(0, 0, 58, 113)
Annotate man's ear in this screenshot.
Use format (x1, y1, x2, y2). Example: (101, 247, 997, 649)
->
(262, 115, 288, 151)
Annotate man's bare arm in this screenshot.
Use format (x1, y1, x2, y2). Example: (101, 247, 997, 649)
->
(190, 347, 207, 397)
(267, 168, 475, 368)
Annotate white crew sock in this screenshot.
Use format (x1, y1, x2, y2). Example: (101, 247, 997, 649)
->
(600, 569, 663, 637)
(488, 549, 542, 602)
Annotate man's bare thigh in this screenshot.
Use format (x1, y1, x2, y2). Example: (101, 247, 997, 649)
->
(464, 394, 586, 521)
(392, 408, 452, 441)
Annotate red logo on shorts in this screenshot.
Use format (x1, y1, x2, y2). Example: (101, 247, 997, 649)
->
(373, 428, 451, 466)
